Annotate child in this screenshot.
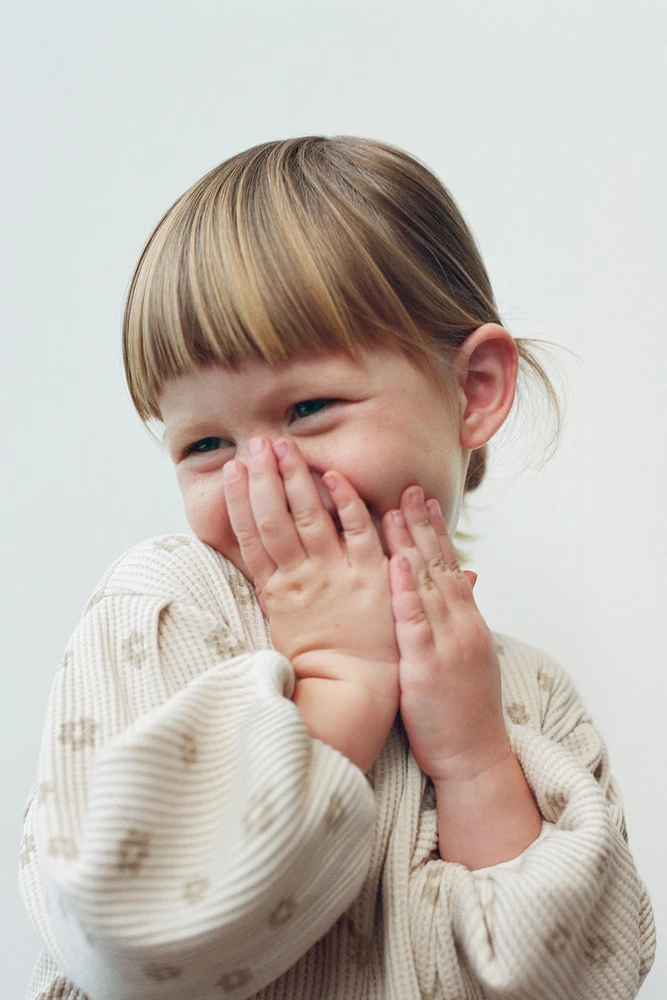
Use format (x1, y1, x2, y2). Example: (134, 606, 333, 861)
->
(20, 136, 655, 999)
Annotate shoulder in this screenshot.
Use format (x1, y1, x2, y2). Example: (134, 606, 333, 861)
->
(492, 632, 573, 730)
(492, 632, 561, 682)
(83, 534, 256, 623)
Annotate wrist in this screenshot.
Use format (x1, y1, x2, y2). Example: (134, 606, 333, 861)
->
(292, 650, 398, 684)
(292, 672, 399, 774)
(433, 752, 542, 869)
(427, 729, 512, 785)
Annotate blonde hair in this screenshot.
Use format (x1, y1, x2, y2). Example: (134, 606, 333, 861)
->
(123, 135, 561, 494)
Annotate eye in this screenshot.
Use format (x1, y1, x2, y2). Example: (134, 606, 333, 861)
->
(293, 398, 337, 419)
(187, 437, 222, 455)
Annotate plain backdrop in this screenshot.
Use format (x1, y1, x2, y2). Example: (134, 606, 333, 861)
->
(2, 0, 665, 995)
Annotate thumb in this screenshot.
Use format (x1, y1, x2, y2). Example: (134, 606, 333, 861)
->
(463, 570, 478, 591)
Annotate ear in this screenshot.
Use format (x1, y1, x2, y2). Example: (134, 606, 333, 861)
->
(457, 324, 518, 449)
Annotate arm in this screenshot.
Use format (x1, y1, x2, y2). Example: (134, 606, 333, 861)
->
(19, 540, 376, 1000)
(293, 669, 398, 774)
(383, 490, 541, 868)
(382, 492, 655, 996)
(431, 751, 541, 869)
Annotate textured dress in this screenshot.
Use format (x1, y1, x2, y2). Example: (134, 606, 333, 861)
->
(19, 535, 655, 1000)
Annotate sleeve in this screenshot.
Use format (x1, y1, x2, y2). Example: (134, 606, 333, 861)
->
(412, 645, 656, 1000)
(19, 562, 376, 1000)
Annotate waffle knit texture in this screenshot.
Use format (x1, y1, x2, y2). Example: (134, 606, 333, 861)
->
(19, 534, 655, 999)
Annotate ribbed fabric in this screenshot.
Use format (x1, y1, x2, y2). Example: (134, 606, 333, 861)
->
(19, 534, 655, 1000)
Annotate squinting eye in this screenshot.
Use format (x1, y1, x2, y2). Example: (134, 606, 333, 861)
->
(293, 399, 336, 419)
(188, 437, 221, 454)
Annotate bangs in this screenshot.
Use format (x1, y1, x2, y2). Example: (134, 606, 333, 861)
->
(123, 137, 479, 422)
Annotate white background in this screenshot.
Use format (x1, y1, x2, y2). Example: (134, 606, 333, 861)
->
(2, 0, 664, 995)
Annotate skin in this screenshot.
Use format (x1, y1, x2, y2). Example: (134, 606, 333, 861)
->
(162, 346, 469, 573)
(159, 325, 542, 867)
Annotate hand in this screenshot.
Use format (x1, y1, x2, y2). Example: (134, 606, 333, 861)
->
(223, 437, 399, 685)
(382, 487, 510, 783)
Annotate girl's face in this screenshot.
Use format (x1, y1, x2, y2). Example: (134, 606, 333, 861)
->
(159, 348, 468, 579)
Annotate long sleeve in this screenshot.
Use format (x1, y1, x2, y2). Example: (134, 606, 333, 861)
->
(404, 636, 656, 1000)
(19, 536, 376, 1000)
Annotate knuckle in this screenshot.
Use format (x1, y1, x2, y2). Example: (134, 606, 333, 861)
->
(257, 518, 281, 536)
(404, 607, 429, 627)
(292, 510, 318, 532)
(234, 526, 257, 546)
(342, 519, 368, 538)
(426, 555, 448, 575)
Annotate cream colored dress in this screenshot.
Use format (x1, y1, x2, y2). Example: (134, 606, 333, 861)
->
(19, 535, 655, 999)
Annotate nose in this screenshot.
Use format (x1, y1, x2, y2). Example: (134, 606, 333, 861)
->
(236, 435, 337, 517)
(234, 433, 279, 465)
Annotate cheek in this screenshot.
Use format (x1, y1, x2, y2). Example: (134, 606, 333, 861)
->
(179, 472, 236, 555)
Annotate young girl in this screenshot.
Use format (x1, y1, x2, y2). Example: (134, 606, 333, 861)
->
(20, 136, 655, 999)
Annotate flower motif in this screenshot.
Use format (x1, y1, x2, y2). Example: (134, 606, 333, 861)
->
(153, 535, 192, 552)
(584, 934, 616, 966)
(268, 897, 295, 927)
(537, 670, 554, 693)
(228, 573, 254, 609)
(59, 717, 97, 750)
(122, 630, 146, 668)
(506, 702, 530, 726)
(545, 921, 571, 957)
(183, 876, 210, 903)
(180, 733, 199, 765)
(117, 829, 151, 874)
(217, 969, 253, 993)
(205, 625, 243, 660)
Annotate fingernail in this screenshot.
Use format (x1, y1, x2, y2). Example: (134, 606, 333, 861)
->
(392, 510, 405, 527)
(323, 472, 338, 492)
(410, 487, 424, 507)
(426, 498, 440, 517)
(224, 461, 240, 482)
(248, 437, 265, 456)
(273, 438, 287, 459)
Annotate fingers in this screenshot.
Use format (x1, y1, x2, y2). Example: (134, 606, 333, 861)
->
(389, 554, 437, 655)
(272, 437, 383, 566)
(225, 435, 385, 574)
(321, 471, 385, 568)
(271, 438, 341, 561)
(383, 487, 472, 610)
(223, 459, 278, 588)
